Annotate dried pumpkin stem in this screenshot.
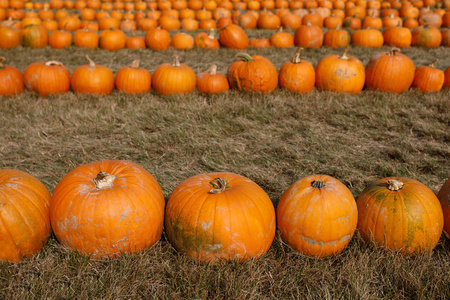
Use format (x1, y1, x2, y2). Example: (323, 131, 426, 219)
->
(429, 59, 438, 68)
(86, 55, 95, 67)
(93, 171, 116, 189)
(389, 47, 401, 55)
(311, 180, 326, 189)
(336, 22, 341, 30)
(208, 64, 217, 75)
(387, 179, 404, 191)
(292, 48, 304, 64)
(130, 59, 140, 68)
(208, 28, 216, 39)
(340, 48, 350, 60)
(209, 178, 230, 194)
(45, 60, 64, 66)
(236, 52, 254, 62)
(173, 55, 181, 67)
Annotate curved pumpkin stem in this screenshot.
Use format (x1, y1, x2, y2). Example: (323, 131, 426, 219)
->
(306, 20, 312, 26)
(429, 59, 438, 68)
(336, 22, 341, 30)
(130, 59, 140, 68)
(208, 28, 216, 39)
(340, 48, 350, 60)
(311, 180, 326, 189)
(292, 48, 304, 64)
(388, 47, 401, 56)
(172, 55, 181, 67)
(93, 171, 116, 189)
(209, 177, 230, 194)
(236, 52, 254, 62)
(45, 61, 64, 66)
(277, 26, 283, 32)
(387, 179, 404, 191)
(86, 55, 96, 67)
(208, 64, 217, 75)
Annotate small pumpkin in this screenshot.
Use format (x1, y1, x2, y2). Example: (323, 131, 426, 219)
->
(351, 28, 384, 48)
(171, 32, 194, 50)
(0, 22, 21, 48)
(48, 27, 72, 49)
(357, 177, 443, 254)
(50, 160, 165, 258)
(269, 26, 294, 48)
(412, 59, 445, 92)
(383, 24, 412, 48)
(279, 48, 315, 93)
(99, 28, 126, 51)
(277, 175, 357, 257)
(71, 55, 115, 95)
(145, 27, 170, 50)
(194, 28, 219, 49)
(0, 57, 24, 96)
(323, 22, 349, 48)
(73, 28, 98, 49)
(227, 53, 278, 93)
(0, 169, 51, 263)
(152, 55, 196, 95)
(165, 173, 275, 262)
(125, 36, 146, 49)
(197, 64, 229, 94)
(219, 24, 249, 49)
(315, 48, 365, 94)
(293, 20, 323, 48)
(437, 179, 450, 239)
(115, 60, 151, 94)
(250, 37, 271, 48)
(411, 25, 442, 48)
(24, 60, 71, 97)
(21, 24, 48, 48)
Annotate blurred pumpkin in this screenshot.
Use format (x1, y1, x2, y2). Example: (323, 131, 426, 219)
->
(0, 57, 24, 96)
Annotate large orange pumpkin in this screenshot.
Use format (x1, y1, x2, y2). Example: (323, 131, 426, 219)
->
(0, 57, 24, 96)
(165, 173, 276, 262)
(50, 160, 165, 258)
(152, 55, 196, 95)
(115, 59, 151, 94)
(0, 169, 51, 263)
(24, 60, 71, 97)
(277, 175, 357, 257)
(218, 24, 249, 49)
(71, 55, 114, 95)
(438, 179, 450, 239)
(227, 53, 278, 93)
(357, 177, 443, 254)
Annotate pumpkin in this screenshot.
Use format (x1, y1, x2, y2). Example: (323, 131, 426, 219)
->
(365, 48, 415, 93)
(152, 55, 196, 96)
(277, 175, 357, 257)
(281, 13, 301, 29)
(279, 48, 315, 93)
(0, 57, 24, 96)
(21, 24, 48, 48)
(383, 24, 412, 48)
(315, 48, 365, 94)
(257, 12, 281, 29)
(194, 28, 219, 49)
(165, 173, 276, 262)
(237, 12, 257, 29)
(442, 28, 450, 47)
(412, 25, 442, 48)
(115, 60, 151, 94)
(438, 179, 450, 239)
(250, 37, 271, 48)
(0, 169, 51, 263)
(293, 20, 323, 48)
(0, 23, 20, 48)
(357, 177, 443, 254)
(73, 28, 98, 49)
(227, 53, 278, 93)
(412, 60, 445, 92)
(197, 64, 229, 94)
(323, 22, 349, 48)
(269, 26, 294, 48)
(48, 27, 72, 49)
(125, 36, 145, 49)
(445, 67, 450, 88)
(171, 32, 194, 50)
(219, 24, 249, 49)
(24, 60, 70, 97)
(71, 55, 115, 95)
(351, 28, 383, 48)
(50, 160, 165, 258)
(99, 28, 126, 51)
(145, 27, 170, 50)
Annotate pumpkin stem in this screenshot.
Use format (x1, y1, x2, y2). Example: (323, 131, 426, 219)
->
(311, 180, 326, 189)
(236, 52, 254, 62)
(278, 26, 283, 32)
(86, 55, 95, 67)
(209, 177, 230, 194)
(387, 179, 404, 191)
(340, 48, 350, 60)
(208, 64, 217, 75)
(306, 20, 312, 26)
(429, 59, 437, 68)
(130, 59, 140, 68)
(336, 22, 341, 30)
(292, 48, 303, 64)
(389, 47, 401, 55)
(173, 55, 181, 67)
(93, 171, 116, 189)
(208, 28, 216, 39)
(45, 60, 64, 66)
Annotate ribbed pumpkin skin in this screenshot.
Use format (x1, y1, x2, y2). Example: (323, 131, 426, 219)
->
(279, 51, 315, 93)
(383, 27, 412, 48)
(323, 28, 350, 48)
(0, 169, 51, 263)
(438, 179, 450, 239)
(20, 24, 48, 48)
(315, 51, 365, 94)
(0, 60, 24, 96)
(412, 64, 444, 92)
(115, 60, 151, 94)
(277, 175, 357, 257)
(165, 172, 276, 262)
(219, 24, 249, 49)
(145, 27, 170, 50)
(357, 177, 443, 255)
(227, 54, 278, 93)
(50, 160, 165, 258)
(24, 61, 71, 97)
(70, 57, 114, 95)
(365, 50, 415, 93)
(0, 26, 21, 49)
(152, 58, 196, 95)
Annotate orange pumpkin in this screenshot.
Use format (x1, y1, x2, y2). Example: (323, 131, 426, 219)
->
(194, 28, 219, 49)
(0, 57, 24, 96)
(0, 23, 21, 48)
(357, 177, 443, 254)
(365, 48, 415, 93)
(250, 37, 271, 48)
(152, 55, 196, 95)
(351, 28, 383, 48)
(171, 32, 194, 50)
(219, 24, 249, 49)
(277, 175, 357, 257)
(411, 25, 442, 48)
(71, 55, 114, 95)
(270, 26, 294, 48)
(279, 48, 315, 93)
(196, 64, 229, 94)
(383, 25, 412, 48)
(227, 53, 278, 93)
(115, 60, 151, 94)
(73, 28, 98, 49)
(48, 27, 72, 49)
(0, 169, 51, 263)
(165, 173, 275, 262)
(99, 28, 126, 51)
(21, 24, 48, 48)
(24, 60, 70, 97)
(323, 23, 349, 48)
(293, 20, 323, 48)
(438, 179, 450, 239)
(50, 160, 165, 258)
(412, 60, 445, 92)
(145, 27, 170, 50)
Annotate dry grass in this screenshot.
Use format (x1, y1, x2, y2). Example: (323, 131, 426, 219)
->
(0, 43, 449, 299)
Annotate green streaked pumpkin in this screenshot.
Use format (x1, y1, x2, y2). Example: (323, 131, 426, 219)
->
(357, 177, 443, 254)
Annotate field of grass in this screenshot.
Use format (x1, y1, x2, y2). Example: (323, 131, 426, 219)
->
(0, 42, 449, 299)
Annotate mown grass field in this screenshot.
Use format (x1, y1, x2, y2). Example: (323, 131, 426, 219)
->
(0, 42, 449, 299)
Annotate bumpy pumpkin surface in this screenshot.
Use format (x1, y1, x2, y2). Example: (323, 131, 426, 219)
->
(277, 175, 357, 257)
(357, 177, 443, 254)
(437, 179, 450, 239)
(165, 172, 276, 262)
(0, 169, 51, 263)
(50, 160, 165, 258)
